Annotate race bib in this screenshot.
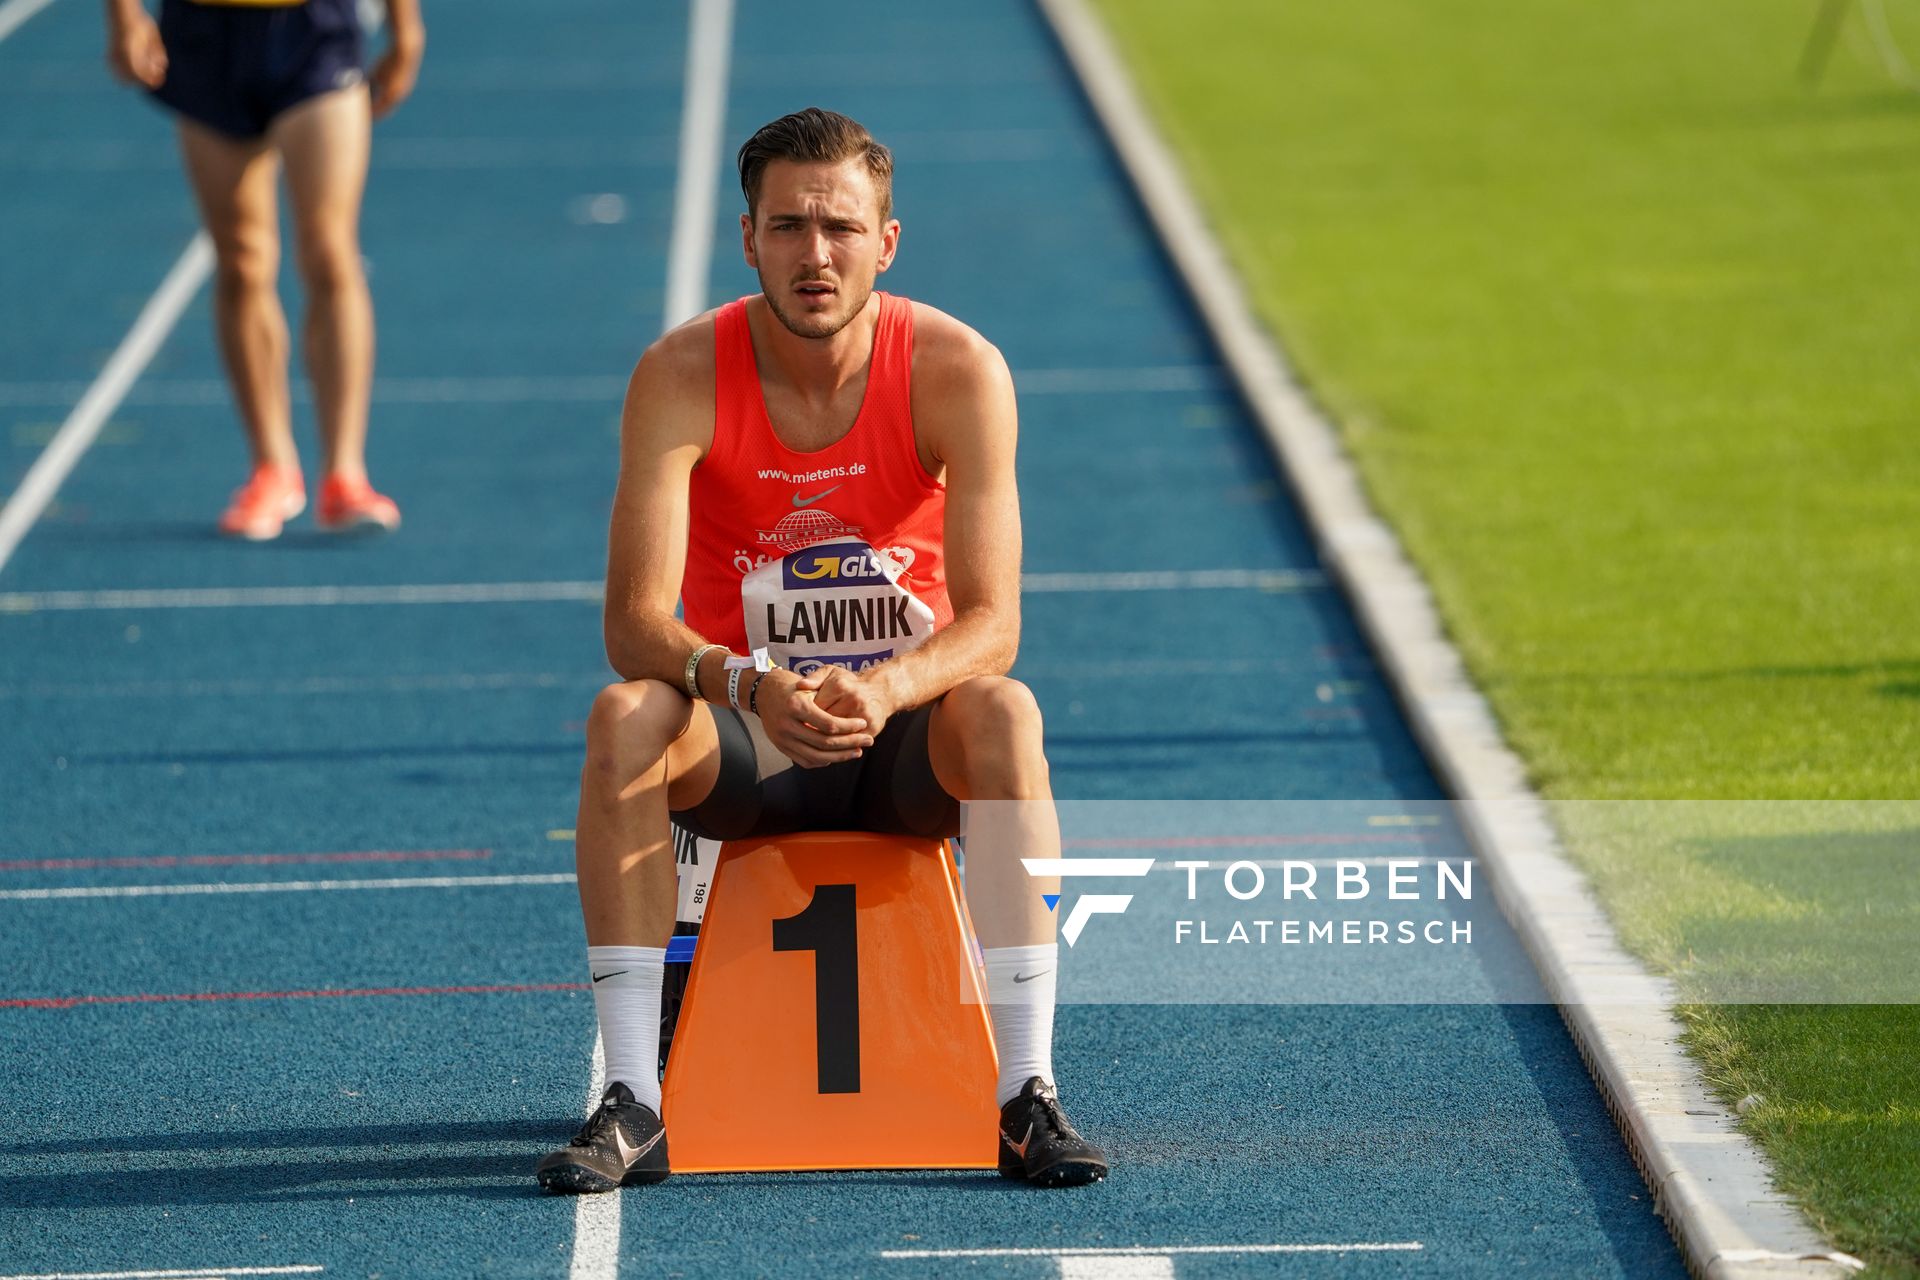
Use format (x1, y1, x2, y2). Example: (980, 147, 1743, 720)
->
(672, 822, 719, 926)
(742, 537, 936, 676)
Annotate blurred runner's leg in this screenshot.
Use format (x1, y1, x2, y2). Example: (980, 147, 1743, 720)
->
(176, 118, 297, 478)
(274, 86, 386, 513)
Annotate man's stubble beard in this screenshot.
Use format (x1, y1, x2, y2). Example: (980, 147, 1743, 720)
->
(759, 267, 876, 342)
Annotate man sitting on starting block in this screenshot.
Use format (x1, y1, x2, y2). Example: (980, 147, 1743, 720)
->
(536, 108, 1108, 1193)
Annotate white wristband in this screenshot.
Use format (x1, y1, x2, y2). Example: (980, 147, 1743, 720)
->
(727, 665, 745, 711)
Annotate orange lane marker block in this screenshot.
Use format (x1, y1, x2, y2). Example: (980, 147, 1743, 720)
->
(660, 832, 1000, 1172)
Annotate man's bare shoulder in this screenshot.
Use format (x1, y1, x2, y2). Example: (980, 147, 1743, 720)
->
(623, 309, 720, 455)
(907, 300, 1014, 403)
(631, 308, 719, 394)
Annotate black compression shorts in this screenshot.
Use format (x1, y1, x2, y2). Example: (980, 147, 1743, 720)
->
(670, 703, 960, 842)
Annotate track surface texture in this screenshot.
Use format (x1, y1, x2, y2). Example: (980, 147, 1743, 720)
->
(0, 1, 1685, 1276)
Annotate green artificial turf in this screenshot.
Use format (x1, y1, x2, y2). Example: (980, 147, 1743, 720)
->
(1088, 0, 1920, 1270)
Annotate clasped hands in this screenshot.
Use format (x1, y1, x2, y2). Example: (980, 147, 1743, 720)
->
(751, 665, 896, 768)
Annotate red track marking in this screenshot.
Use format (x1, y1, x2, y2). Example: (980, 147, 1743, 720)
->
(2, 981, 588, 1010)
(0, 848, 492, 873)
(1062, 832, 1441, 849)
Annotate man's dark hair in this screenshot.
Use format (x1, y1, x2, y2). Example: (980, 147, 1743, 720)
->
(737, 108, 894, 222)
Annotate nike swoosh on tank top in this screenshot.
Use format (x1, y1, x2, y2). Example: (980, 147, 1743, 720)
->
(682, 292, 952, 656)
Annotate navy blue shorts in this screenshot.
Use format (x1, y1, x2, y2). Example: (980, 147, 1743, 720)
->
(150, 0, 364, 140)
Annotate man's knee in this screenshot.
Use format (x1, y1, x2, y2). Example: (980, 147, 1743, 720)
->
(213, 235, 278, 298)
(946, 675, 1043, 737)
(941, 676, 1049, 796)
(582, 680, 687, 790)
(294, 235, 363, 296)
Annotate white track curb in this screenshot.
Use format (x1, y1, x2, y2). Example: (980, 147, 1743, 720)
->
(1034, 1, 1866, 1276)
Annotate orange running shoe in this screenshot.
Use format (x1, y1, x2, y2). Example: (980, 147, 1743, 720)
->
(317, 473, 401, 533)
(218, 463, 306, 541)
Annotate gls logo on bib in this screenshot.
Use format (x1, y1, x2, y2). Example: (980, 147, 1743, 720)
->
(743, 538, 936, 675)
(782, 544, 896, 589)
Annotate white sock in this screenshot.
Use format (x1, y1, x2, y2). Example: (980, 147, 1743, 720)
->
(587, 945, 665, 1112)
(983, 943, 1058, 1108)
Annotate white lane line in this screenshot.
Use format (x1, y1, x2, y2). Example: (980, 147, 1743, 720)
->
(0, 581, 603, 612)
(0, 366, 1215, 407)
(0, 375, 629, 407)
(659, 0, 734, 331)
(568, 1036, 619, 1280)
(0, 1273, 317, 1280)
(0, 671, 589, 701)
(1014, 365, 1220, 393)
(0, 873, 577, 901)
(0, 568, 1323, 613)
(1022, 568, 1324, 593)
(0, 129, 1080, 173)
(374, 138, 669, 170)
(0, 234, 213, 576)
(0, 138, 657, 172)
(348, 375, 627, 403)
(0, 0, 58, 46)
(880, 1243, 1425, 1259)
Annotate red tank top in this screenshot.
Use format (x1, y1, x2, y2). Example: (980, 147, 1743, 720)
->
(682, 293, 950, 653)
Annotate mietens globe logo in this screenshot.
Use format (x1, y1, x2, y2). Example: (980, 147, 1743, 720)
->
(763, 507, 862, 552)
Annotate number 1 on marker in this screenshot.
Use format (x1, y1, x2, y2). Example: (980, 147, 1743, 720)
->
(772, 883, 861, 1093)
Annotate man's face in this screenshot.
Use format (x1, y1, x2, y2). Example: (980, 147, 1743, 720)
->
(742, 158, 900, 341)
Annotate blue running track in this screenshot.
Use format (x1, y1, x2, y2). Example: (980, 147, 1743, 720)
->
(0, 1, 1685, 1276)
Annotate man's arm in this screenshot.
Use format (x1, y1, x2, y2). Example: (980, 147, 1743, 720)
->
(370, 0, 425, 119)
(808, 310, 1022, 730)
(104, 0, 166, 89)
(604, 325, 872, 767)
(603, 326, 721, 688)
